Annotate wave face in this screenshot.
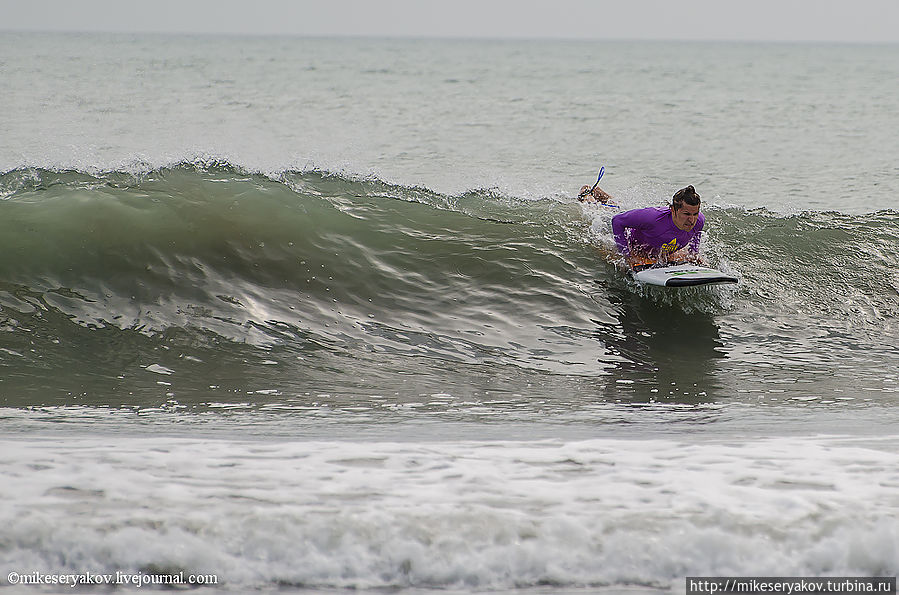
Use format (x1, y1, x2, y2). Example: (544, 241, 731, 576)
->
(1, 163, 897, 407)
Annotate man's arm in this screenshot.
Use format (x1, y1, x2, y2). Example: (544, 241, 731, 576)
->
(669, 226, 705, 264)
(612, 209, 651, 257)
(685, 217, 704, 261)
(668, 247, 706, 265)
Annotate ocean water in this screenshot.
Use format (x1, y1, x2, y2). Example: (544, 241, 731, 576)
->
(1, 33, 898, 593)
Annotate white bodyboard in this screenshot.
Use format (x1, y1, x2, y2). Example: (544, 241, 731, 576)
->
(632, 264, 738, 287)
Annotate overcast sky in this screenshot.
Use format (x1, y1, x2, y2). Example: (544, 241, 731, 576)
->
(3, 0, 899, 43)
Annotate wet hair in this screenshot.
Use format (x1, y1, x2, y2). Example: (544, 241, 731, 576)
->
(672, 185, 701, 211)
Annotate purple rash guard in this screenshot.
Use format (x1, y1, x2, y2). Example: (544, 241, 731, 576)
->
(611, 207, 704, 258)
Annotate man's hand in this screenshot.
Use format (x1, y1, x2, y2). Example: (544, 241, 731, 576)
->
(667, 250, 707, 266)
(626, 255, 656, 269)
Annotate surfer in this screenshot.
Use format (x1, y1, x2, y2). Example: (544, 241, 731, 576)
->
(611, 185, 705, 268)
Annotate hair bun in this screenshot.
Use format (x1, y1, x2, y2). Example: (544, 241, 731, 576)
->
(672, 185, 701, 205)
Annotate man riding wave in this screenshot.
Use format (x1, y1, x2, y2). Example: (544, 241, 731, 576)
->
(580, 181, 705, 268)
(612, 185, 705, 268)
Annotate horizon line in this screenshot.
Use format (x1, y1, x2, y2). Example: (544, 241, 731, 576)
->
(3, 28, 899, 46)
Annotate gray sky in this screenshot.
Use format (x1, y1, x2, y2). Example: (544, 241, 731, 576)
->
(3, 0, 899, 43)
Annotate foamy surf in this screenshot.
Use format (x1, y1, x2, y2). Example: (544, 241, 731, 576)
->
(2, 434, 896, 592)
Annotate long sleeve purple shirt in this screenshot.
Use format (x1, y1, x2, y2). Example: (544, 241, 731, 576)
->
(611, 207, 704, 257)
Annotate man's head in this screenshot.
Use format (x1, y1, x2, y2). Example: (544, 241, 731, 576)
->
(671, 185, 701, 231)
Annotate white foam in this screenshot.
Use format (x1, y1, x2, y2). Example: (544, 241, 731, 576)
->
(1, 435, 896, 591)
